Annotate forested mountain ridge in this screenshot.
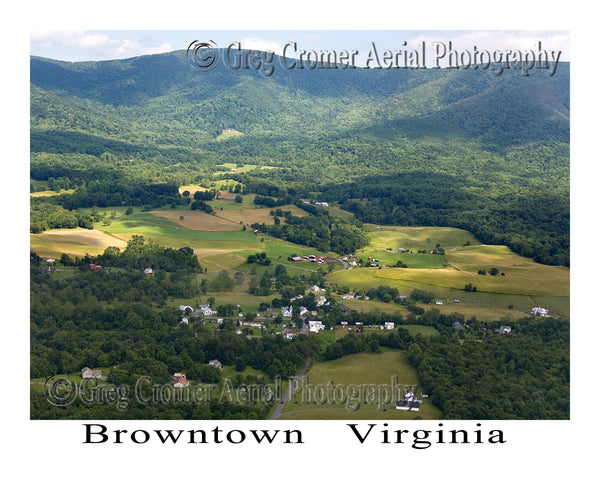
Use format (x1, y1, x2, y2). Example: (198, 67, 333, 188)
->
(30, 51, 569, 265)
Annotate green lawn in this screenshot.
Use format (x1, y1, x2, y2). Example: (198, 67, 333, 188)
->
(277, 351, 441, 420)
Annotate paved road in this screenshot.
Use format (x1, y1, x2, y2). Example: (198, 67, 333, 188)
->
(269, 357, 311, 420)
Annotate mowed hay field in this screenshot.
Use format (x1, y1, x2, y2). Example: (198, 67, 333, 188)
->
(215, 204, 309, 226)
(150, 210, 240, 231)
(30, 228, 127, 257)
(330, 226, 569, 320)
(278, 351, 441, 420)
(366, 225, 481, 250)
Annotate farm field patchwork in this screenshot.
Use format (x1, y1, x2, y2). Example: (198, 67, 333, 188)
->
(31, 207, 569, 323)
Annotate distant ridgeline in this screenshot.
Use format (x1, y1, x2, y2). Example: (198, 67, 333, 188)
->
(30, 52, 569, 265)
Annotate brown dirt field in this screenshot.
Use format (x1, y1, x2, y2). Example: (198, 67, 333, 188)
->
(150, 210, 240, 231)
(178, 186, 229, 198)
(216, 204, 309, 226)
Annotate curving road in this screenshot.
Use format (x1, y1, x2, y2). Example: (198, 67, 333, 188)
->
(269, 357, 311, 420)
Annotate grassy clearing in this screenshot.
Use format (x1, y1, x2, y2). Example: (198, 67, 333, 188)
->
(357, 251, 448, 269)
(98, 212, 254, 245)
(366, 225, 480, 250)
(278, 351, 441, 420)
(30, 188, 76, 197)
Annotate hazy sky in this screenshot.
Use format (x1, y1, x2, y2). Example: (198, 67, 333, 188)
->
(30, 30, 570, 64)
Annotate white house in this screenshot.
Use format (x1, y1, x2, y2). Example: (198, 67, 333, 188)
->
(208, 359, 223, 369)
(144, 268, 154, 275)
(309, 320, 325, 333)
(180, 318, 189, 325)
(529, 306, 550, 317)
(395, 391, 422, 411)
(316, 296, 327, 307)
(200, 306, 216, 316)
(283, 329, 297, 340)
(282, 306, 293, 317)
(299, 306, 309, 317)
(81, 367, 102, 379)
(384, 322, 394, 330)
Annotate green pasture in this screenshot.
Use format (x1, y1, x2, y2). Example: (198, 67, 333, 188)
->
(277, 351, 441, 420)
(97, 212, 257, 245)
(366, 225, 480, 251)
(356, 251, 448, 269)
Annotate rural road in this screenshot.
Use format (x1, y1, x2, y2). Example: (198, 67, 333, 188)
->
(269, 357, 311, 420)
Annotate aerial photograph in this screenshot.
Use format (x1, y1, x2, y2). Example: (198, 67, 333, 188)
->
(29, 30, 570, 423)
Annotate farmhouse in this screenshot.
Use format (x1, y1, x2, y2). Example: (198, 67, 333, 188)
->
(395, 391, 422, 411)
(529, 306, 550, 317)
(242, 321, 263, 328)
(309, 320, 325, 333)
(144, 267, 154, 275)
(81, 367, 102, 379)
(89, 263, 102, 271)
(316, 296, 328, 307)
(200, 306, 216, 316)
(283, 329, 297, 340)
(208, 359, 223, 369)
(289, 257, 303, 262)
(384, 322, 395, 330)
(42, 265, 58, 273)
(173, 373, 189, 388)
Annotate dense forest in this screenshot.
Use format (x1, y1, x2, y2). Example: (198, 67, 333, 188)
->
(30, 52, 569, 265)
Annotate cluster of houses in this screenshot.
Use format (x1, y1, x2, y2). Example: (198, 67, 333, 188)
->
(301, 201, 329, 207)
